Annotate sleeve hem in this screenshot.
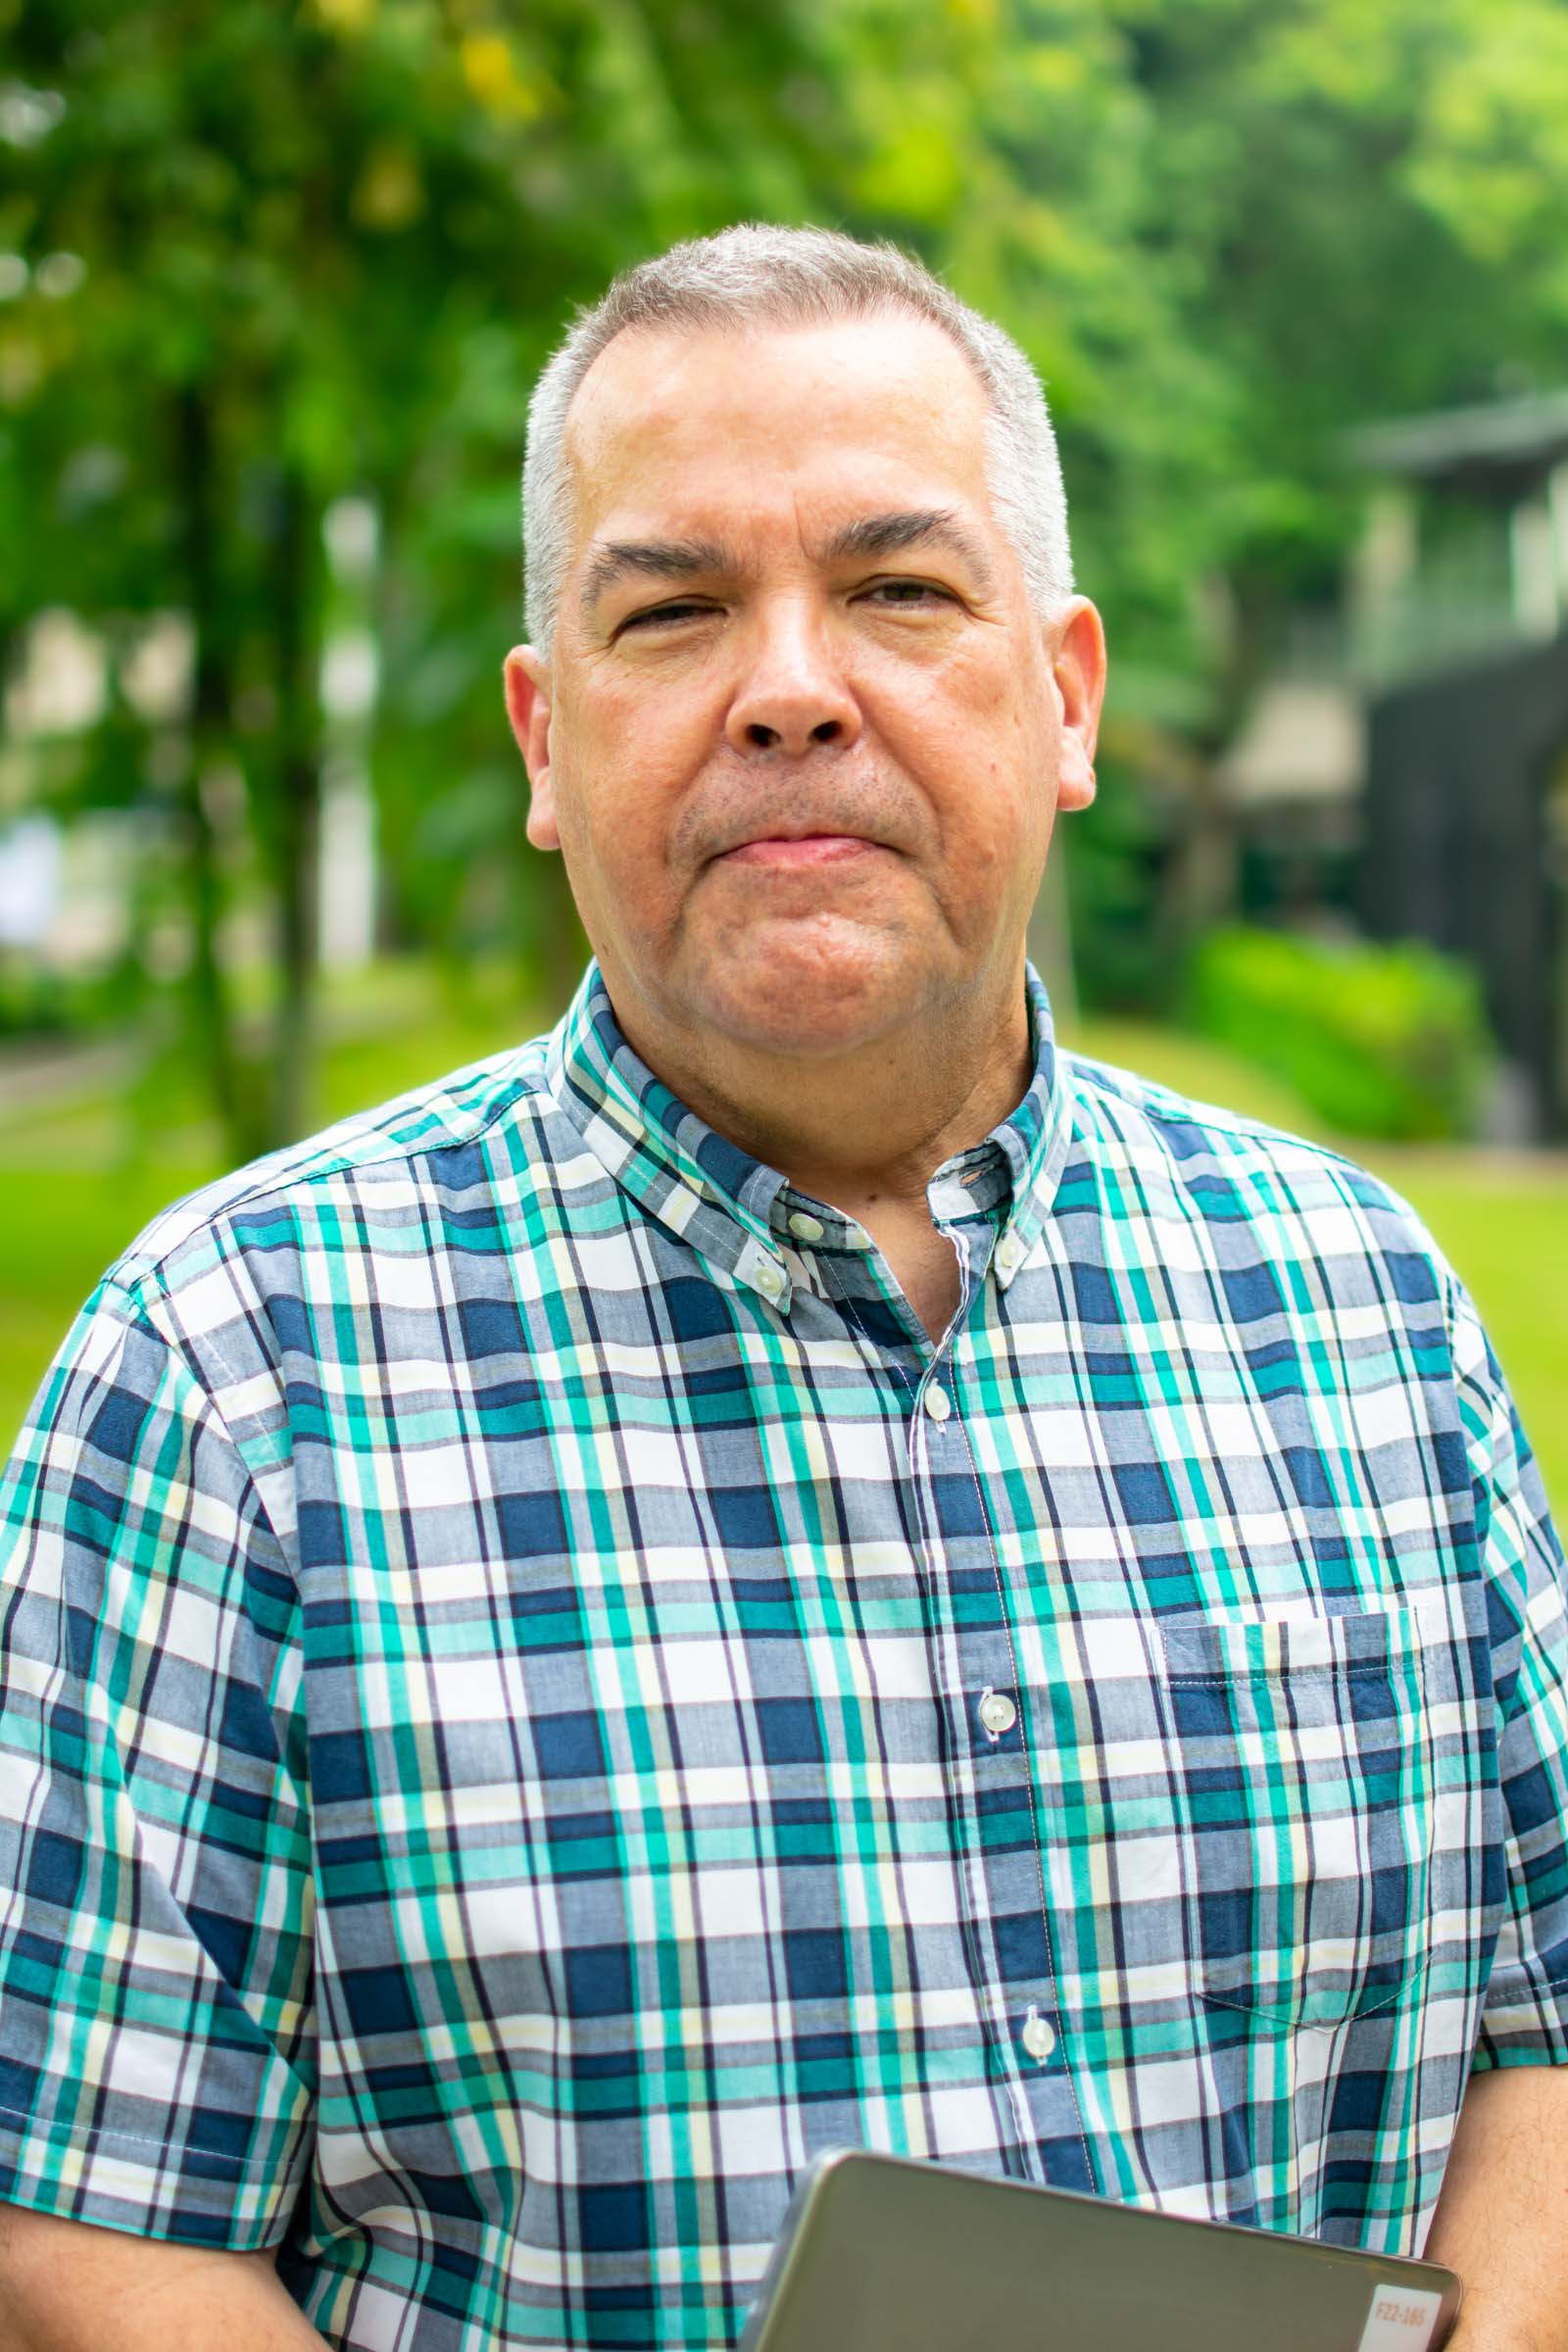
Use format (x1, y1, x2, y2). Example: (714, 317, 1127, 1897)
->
(0, 2108, 306, 2250)
(1470, 2040, 1568, 2076)
(0, 2099, 302, 2175)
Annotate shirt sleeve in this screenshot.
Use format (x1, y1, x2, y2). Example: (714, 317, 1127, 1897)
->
(0, 1272, 314, 2246)
(1446, 1269, 1568, 2070)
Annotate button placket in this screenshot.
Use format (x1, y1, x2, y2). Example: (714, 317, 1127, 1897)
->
(895, 1276, 1090, 2188)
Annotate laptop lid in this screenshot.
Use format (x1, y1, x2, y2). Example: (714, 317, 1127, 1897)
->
(739, 2150, 1462, 2352)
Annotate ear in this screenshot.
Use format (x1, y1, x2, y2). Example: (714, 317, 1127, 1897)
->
(1049, 599, 1107, 813)
(504, 646, 560, 851)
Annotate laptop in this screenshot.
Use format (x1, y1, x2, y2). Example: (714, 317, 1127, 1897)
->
(738, 2149, 1462, 2352)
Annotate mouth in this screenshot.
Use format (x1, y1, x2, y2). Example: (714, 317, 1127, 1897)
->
(715, 832, 883, 869)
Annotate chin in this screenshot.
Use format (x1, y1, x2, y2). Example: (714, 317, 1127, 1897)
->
(691, 930, 926, 1058)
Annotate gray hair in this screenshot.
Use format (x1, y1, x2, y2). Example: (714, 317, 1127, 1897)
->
(521, 221, 1074, 656)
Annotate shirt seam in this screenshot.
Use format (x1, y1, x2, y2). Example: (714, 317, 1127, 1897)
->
(0, 2098, 306, 2172)
(1063, 1051, 1475, 1236)
(96, 1271, 300, 1581)
(120, 1066, 550, 1294)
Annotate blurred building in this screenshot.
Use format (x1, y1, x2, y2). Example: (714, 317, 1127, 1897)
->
(1218, 390, 1568, 1141)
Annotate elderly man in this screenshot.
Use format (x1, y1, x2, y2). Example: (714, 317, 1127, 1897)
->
(1, 224, 1565, 2352)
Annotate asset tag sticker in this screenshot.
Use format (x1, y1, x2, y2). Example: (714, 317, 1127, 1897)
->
(1356, 2285, 1446, 2352)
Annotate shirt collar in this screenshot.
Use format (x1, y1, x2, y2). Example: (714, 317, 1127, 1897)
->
(547, 960, 1072, 1309)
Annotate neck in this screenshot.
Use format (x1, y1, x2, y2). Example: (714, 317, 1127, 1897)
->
(608, 964, 1036, 1219)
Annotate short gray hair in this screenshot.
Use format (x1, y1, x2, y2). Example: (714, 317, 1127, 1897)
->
(522, 221, 1074, 656)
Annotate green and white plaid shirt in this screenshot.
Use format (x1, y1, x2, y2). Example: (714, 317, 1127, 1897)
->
(1, 962, 1565, 2350)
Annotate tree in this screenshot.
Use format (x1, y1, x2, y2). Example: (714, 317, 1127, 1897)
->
(7, 0, 1568, 1116)
(0, 0, 846, 1152)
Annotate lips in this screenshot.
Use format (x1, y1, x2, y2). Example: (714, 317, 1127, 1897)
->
(682, 778, 911, 871)
(717, 833, 880, 868)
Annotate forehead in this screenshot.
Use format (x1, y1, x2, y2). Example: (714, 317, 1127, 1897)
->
(563, 312, 999, 557)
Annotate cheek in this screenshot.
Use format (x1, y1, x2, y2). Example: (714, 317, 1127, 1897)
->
(550, 728, 690, 942)
(563, 662, 717, 813)
(881, 618, 1044, 736)
(555, 648, 738, 878)
(875, 650, 1053, 843)
(558, 769, 664, 911)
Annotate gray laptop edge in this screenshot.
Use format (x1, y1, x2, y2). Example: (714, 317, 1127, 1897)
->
(738, 2149, 1462, 2352)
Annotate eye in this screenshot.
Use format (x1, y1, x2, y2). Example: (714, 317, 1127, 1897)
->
(617, 599, 715, 633)
(861, 578, 955, 610)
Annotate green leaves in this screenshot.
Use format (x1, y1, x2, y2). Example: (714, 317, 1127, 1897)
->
(6, 0, 1566, 1121)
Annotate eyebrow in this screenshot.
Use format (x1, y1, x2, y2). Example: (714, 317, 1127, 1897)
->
(579, 507, 995, 619)
(579, 535, 739, 616)
(820, 508, 996, 591)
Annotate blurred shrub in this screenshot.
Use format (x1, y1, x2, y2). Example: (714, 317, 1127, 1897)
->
(1065, 753, 1176, 1015)
(0, 960, 132, 1044)
(1184, 924, 1495, 1141)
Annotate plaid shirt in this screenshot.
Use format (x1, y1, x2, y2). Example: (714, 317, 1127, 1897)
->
(2, 963, 1565, 2350)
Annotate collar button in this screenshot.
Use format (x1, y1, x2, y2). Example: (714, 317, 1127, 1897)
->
(996, 1231, 1025, 1278)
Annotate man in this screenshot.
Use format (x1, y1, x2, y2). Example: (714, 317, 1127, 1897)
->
(0, 223, 1565, 2352)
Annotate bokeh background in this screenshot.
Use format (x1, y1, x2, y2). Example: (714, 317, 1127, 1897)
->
(1, 0, 1564, 1513)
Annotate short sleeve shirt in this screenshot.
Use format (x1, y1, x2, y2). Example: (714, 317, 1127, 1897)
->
(2, 962, 1565, 2350)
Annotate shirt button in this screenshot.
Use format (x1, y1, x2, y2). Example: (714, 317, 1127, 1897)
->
(996, 1232, 1025, 1278)
(978, 1690, 1017, 1737)
(922, 1384, 951, 1423)
(1021, 2006, 1056, 2064)
(755, 1258, 785, 1302)
(787, 1211, 824, 1244)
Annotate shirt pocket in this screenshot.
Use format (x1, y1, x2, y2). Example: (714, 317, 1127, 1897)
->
(1157, 1602, 1438, 2030)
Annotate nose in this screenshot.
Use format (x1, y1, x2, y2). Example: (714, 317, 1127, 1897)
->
(723, 599, 861, 758)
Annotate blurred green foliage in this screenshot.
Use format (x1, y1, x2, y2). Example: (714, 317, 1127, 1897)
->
(1186, 923, 1494, 1140)
(0, 956, 126, 1037)
(5, 0, 1568, 1153)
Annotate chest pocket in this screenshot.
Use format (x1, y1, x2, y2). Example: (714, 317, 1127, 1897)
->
(1158, 1603, 1437, 2029)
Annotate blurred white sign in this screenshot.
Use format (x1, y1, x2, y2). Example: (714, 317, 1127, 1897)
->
(0, 813, 63, 948)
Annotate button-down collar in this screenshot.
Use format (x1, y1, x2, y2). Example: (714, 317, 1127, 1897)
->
(547, 960, 1072, 1310)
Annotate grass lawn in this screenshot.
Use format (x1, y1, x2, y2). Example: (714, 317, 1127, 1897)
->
(2, 978, 1563, 1524)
